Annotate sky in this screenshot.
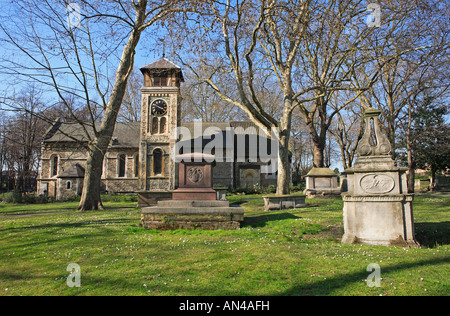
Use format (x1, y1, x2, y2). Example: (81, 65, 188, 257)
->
(0, 0, 447, 174)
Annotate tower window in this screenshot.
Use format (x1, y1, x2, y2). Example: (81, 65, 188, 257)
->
(51, 155, 58, 177)
(153, 74, 167, 87)
(153, 149, 163, 176)
(118, 154, 126, 178)
(152, 117, 159, 134)
(160, 117, 167, 134)
(134, 154, 139, 178)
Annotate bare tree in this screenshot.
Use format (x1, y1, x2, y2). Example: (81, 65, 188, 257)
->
(181, 68, 244, 122)
(351, 0, 449, 155)
(0, 0, 197, 210)
(0, 86, 49, 192)
(172, 0, 318, 195)
(117, 67, 143, 123)
(329, 96, 364, 169)
(170, 0, 396, 194)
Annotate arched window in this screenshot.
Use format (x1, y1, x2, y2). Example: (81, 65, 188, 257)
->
(152, 117, 159, 134)
(153, 149, 163, 176)
(134, 154, 139, 178)
(118, 154, 126, 178)
(160, 117, 167, 134)
(66, 181, 72, 190)
(51, 155, 58, 177)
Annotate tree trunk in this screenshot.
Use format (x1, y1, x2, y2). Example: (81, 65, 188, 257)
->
(313, 142, 325, 168)
(406, 132, 415, 193)
(430, 169, 436, 192)
(78, 1, 147, 211)
(276, 111, 292, 195)
(276, 131, 291, 195)
(407, 156, 415, 193)
(78, 141, 105, 211)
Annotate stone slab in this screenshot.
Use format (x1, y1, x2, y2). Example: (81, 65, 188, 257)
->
(156, 200, 230, 208)
(137, 191, 172, 207)
(172, 188, 217, 200)
(142, 220, 241, 230)
(140, 205, 244, 230)
(262, 194, 306, 211)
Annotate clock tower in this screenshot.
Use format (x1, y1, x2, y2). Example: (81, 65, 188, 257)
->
(138, 57, 184, 194)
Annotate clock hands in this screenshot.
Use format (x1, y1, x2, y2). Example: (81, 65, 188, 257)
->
(152, 100, 167, 115)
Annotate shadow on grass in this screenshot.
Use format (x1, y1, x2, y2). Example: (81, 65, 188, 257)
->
(279, 256, 449, 296)
(415, 221, 450, 248)
(243, 212, 300, 228)
(0, 217, 136, 236)
(0, 217, 139, 252)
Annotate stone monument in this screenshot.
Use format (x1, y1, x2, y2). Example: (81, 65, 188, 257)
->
(303, 167, 340, 198)
(341, 108, 418, 247)
(172, 153, 217, 200)
(141, 153, 244, 230)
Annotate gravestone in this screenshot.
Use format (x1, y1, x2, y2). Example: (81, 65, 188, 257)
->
(304, 167, 340, 198)
(141, 153, 244, 230)
(172, 153, 217, 200)
(341, 108, 418, 247)
(435, 175, 450, 192)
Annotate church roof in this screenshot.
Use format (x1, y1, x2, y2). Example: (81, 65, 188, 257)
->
(43, 120, 271, 152)
(140, 57, 182, 70)
(43, 121, 141, 148)
(140, 57, 184, 82)
(58, 163, 85, 178)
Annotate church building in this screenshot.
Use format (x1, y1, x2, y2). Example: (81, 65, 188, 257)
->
(37, 58, 277, 201)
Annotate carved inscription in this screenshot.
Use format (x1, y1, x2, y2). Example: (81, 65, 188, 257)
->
(187, 167, 204, 183)
(360, 174, 395, 194)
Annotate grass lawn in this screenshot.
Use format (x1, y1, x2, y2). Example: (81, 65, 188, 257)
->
(0, 193, 448, 296)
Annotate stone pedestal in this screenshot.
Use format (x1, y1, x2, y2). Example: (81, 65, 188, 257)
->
(304, 167, 340, 198)
(172, 153, 217, 200)
(140, 153, 244, 230)
(262, 194, 306, 211)
(137, 191, 173, 207)
(141, 200, 244, 230)
(342, 108, 418, 247)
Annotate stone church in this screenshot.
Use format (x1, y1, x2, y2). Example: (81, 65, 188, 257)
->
(37, 57, 277, 201)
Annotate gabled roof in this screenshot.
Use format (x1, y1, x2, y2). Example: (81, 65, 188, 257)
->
(42, 120, 273, 154)
(43, 121, 141, 148)
(58, 163, 85, 178)
(140, 57, 182, 70)
(140, 57, 184, 82)
(306, 167, 337, 177)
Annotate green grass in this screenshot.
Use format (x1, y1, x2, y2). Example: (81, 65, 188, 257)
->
(0, 194, 448, 296)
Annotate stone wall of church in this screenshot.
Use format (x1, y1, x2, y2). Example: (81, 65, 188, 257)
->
(213, 162, 234, 187)
(40, 142, 87, 181)
(38, 143, 141, 199)
(38, 142, 87, 199)
(38, 137, 278, 200)
(104, 148, 140, 193)
(58, 178, 83, 200)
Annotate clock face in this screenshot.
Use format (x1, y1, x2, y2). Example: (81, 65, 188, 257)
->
(151, 99, 168, 115)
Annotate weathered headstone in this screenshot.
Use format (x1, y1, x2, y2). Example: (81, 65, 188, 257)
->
(341, 108, 418, 247)
(141, 153, 244, 230)
(304, 167, 340, 198)
(172, 153, 217, 200)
